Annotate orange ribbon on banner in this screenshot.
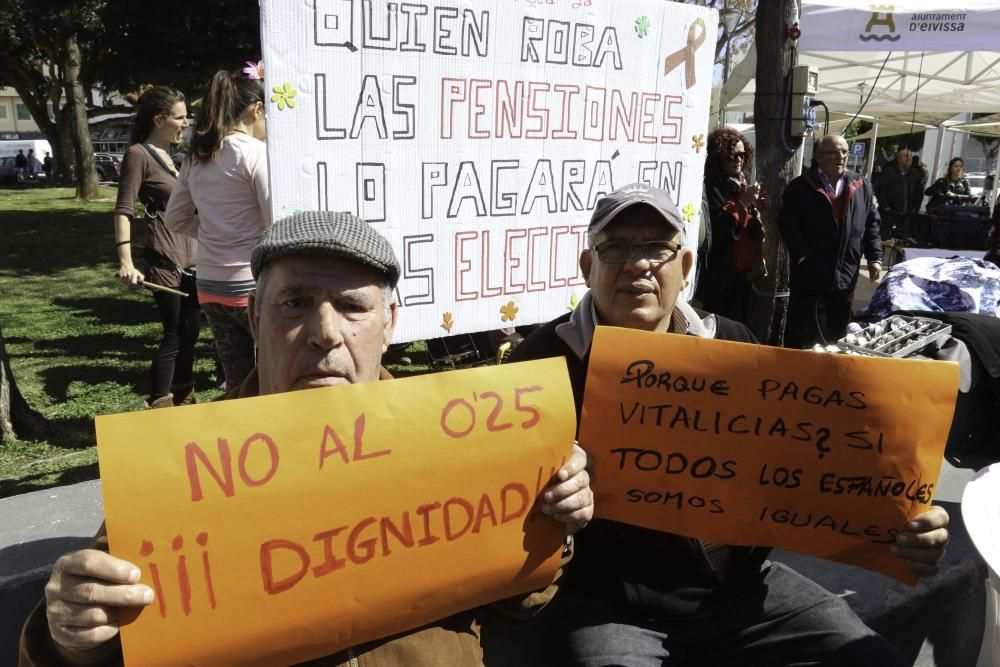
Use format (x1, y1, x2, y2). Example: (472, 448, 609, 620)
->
(664, 18, 706, 88)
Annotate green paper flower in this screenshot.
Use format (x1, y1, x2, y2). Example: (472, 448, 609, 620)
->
(682, 202, 698, 223)
(271, 82, 297, 111)
(635, 16, 651, 38)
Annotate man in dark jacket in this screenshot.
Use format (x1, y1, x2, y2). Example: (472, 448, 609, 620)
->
(780, 134, 883, 349)
(876, 147, 924, 240)
(911, 154, 929, 210)
(20, 212, 594, 667)
(511, 182, 947, 666)
(14, 148, 27, 179)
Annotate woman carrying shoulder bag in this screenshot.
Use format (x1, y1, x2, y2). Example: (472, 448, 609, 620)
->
(114, 85, 200, 408)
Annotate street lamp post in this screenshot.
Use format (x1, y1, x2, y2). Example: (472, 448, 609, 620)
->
(718, 6, 743, 127)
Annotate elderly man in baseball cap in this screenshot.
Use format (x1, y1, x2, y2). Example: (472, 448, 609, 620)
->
(509, 183, 949, 666)
(21, 211, 593, 667)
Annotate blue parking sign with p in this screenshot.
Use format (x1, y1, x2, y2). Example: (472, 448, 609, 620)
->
(851, 142, 865, 158)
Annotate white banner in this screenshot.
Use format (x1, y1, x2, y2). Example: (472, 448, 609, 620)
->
(801, 1, 1000, 52)
(261, 0, 715, 342)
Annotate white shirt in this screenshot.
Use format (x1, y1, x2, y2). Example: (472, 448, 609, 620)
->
(165, 133, 271, 283)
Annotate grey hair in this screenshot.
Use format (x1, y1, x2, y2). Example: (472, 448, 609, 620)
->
(380, 283, 395, 320)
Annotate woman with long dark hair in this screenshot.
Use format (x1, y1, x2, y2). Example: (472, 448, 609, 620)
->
(694, 127, 765, 324)
(165, 68, 270, 390)
(114, 86, 200, 408)
(925, 157, 974, 210)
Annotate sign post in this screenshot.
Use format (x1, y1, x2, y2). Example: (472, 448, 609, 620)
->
(850, 141, 865, 172)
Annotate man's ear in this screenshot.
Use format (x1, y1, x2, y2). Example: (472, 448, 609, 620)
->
(681, 249, 695, 282)
(247, 291, 260, 345)
(580, 250, 593, 287)
(383, 299, 399, 353)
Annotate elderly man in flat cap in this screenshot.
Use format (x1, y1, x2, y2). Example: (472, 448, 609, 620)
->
(510, 183, 949, 666)
(20, 211, 593, 667)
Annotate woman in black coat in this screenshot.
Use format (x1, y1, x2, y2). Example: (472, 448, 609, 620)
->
(694, 127, 765, 324)
(925, 157, 974, 209)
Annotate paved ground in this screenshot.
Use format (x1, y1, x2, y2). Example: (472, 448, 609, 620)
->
(853, 270, 880, 312)
(0, 480, 104, 664)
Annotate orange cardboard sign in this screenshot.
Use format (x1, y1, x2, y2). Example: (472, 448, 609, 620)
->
(579, 327, 959, 585)
(95, 359, 575, 666)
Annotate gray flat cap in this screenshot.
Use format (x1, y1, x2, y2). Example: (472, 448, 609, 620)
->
(589, 183, 686, 239)
(251, 211, 400, 287)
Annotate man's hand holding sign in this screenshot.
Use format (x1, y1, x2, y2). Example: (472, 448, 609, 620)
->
(24, 212, 592, 667)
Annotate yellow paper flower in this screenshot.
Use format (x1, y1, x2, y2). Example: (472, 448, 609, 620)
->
(441, 312, 454, 332)
(500, 301, 519, 322)
(692, 133, 705, 153)
(271, 82, 297, 111)
(682, 202, 698, 222)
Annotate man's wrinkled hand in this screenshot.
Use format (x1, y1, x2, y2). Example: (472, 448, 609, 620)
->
(868, 261, 882, 282)
(891, 505, 949, 576)
(540, 442, 594, 535)
(45, 549, 154, 651)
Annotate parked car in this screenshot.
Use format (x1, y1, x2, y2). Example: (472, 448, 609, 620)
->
(0, 156, 20, 183)
(0, 154, 46, 183)
(94, 152, 121, 182)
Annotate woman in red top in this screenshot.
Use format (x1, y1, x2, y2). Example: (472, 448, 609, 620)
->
(113, 86, 200, 408)
(694, 127, 766, 324)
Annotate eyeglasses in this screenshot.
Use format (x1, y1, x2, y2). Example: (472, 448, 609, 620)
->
(727, 151, 746, 161)
(593, 240, 681, 264)
(819, 149, 849, 156)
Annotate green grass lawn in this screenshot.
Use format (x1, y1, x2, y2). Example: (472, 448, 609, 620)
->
(0, 186, 436, 498)
(0, 186, 227, 497)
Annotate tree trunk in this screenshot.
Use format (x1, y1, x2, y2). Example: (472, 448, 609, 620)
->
(57, 103, 77, 184)
(0, 323, 45, 443)
(46, 62, 74, 184)
(62, 33, 99, 199)
(745, 0, 800, 345)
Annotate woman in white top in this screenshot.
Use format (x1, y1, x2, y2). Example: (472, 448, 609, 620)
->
(166, 69, 271, 389)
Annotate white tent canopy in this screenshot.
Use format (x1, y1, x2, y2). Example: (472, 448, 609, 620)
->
(724, 49, 1000, 115)
(950, 113, 1000, 138)
(835, 112, 958, 140)
(719, 1, 1000, 180)
(723, 1, 1000, 114)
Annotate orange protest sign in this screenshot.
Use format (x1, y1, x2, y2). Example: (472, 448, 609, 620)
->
(579, 327, 959, 585)
(95, 359, 575, 666)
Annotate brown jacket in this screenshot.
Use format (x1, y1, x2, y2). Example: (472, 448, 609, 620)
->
(19, 368, 568, 667)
